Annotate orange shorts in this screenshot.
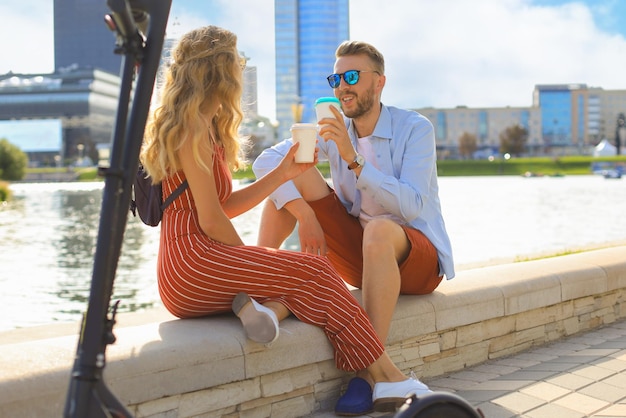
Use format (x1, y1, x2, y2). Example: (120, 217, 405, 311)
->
(308, 190, 442, 295)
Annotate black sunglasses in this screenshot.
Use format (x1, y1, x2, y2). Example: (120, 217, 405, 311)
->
(326, 70, 379, 89)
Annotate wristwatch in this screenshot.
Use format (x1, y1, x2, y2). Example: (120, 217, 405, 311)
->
(347, 154, 365, 170)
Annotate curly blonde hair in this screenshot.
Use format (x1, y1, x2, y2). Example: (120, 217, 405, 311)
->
(141, 25, 245, 183)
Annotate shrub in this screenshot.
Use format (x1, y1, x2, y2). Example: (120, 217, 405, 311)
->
(0, 138, 28, 181)
(0, 180, 11, 201)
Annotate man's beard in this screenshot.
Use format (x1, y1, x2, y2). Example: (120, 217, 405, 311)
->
(342, 88, 376, 119)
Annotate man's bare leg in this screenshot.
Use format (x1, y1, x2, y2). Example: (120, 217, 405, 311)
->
(356, 219, 411, 385)
(257, 199, 297, 248)
(361, 218, 410, 342)
(257, 166, 330, 248)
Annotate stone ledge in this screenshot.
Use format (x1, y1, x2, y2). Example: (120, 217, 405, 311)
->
(0, 245, 624, 418)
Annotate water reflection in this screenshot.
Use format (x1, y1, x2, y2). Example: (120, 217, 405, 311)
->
(1, 176, 625, 331)
(56, 190, 99, 269)
(0, 183, 165, 329)
(56, 188, 163, 316)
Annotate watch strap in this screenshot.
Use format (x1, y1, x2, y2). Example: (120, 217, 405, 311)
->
(347, 159, 359, 170)
(348, 154, 364, 170)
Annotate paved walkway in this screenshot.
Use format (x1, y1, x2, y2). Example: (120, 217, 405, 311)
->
(311, 319, 626, 417)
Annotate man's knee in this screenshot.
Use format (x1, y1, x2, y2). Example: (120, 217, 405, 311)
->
(260, 198, 279, 218)
(362, 219, 409, 259)
(363, 219, 403, 242)
(292, 167, 330, 202)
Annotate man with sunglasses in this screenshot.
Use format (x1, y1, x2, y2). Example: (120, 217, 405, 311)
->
(253, 40, 454, 416)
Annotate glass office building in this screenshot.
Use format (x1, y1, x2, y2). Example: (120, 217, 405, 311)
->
(535, 84, 575, 149)
(54, 0, 121, 74)
(533, 83, 615, 153)
(275, 0, 349, 142)
(0, 70, 120, 165)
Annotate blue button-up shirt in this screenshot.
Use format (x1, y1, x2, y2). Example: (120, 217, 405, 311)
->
(252, 104, 455, 280)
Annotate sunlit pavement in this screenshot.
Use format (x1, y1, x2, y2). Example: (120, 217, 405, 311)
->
(311, 318, 626, 417)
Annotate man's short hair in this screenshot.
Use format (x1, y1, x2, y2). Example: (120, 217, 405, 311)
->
(335, 41, 385, 75)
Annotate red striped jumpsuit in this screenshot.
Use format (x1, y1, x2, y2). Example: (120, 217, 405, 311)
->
(157, 147, 385, 371)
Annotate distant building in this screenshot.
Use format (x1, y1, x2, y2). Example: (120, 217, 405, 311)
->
(533, 84, 585, 153)
(415, 84, 626, 158)
(274, 0, 349, 142)
(54, 0, 121, 74)
(0, 0, 271, 167)
(0, 70, 119, 166)
(239, 115, 277, 162)
(241, 55, 258, 118)
(417, 106, 541, 158)
(533, 84, 626, 154)
(2, 1, 624, 163)
(0, 0, 124, 166)
(240, 60, 279, 160)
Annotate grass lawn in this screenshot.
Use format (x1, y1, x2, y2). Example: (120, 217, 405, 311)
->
(24, 155, 626, 181)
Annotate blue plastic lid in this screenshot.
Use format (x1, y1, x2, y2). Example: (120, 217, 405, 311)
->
(315, 97, 341, 106)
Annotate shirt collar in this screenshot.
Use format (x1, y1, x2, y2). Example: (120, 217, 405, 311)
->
(347, 103, 392, 141)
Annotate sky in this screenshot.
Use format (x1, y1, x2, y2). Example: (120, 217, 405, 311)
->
(1, 0, 626, 122)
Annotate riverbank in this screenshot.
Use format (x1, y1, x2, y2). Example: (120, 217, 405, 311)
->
(2, 176, 625, 331)
(16, 155, 626, 183)
(437, 155, 626, 176)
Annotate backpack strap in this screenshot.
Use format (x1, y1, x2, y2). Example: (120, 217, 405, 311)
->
(160, 179, 189, 211)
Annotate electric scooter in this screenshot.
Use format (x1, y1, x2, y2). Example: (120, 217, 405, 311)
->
(63, 1, 171, 416)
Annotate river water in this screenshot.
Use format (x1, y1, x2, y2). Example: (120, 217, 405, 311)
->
(1, 175, 624, 331)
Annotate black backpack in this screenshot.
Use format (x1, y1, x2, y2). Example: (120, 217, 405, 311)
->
(130, 165, 188, 226)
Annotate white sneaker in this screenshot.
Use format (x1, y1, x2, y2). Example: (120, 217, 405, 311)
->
(372, 374, 432, 412)
(232, 292, 279, 344)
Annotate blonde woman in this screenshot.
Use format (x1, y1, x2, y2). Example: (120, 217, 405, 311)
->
(140, 25, 431, 414)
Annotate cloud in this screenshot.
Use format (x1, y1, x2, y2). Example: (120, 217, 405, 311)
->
(349, 0, 626, 109)
(168, 0, 277, 119)
(1, 0, 625, 120)
(0, 1, 54, 74)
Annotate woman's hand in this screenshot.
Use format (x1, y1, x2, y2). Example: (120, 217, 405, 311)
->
(277, 142, 318, 182)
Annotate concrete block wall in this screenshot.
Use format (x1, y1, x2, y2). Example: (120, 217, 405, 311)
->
(0, 245, 624, 418)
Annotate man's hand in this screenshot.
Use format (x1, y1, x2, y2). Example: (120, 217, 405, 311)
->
(283, 198, 328, 256)
(297, 215, 328, 256)
(317, 105, 357, 164)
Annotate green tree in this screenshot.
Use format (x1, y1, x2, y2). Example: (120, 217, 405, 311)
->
(499, 124, 528, 157)
(0, 138, 28, 180)
(458, 132, 478, 159)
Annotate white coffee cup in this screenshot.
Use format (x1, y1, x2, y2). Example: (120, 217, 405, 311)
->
(314, 97, 342, 123)
(290, 123, 317, 163)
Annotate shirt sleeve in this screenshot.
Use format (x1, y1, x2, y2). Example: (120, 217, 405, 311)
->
(356, 113, 437, 223)
(251, 139, 303, 210)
